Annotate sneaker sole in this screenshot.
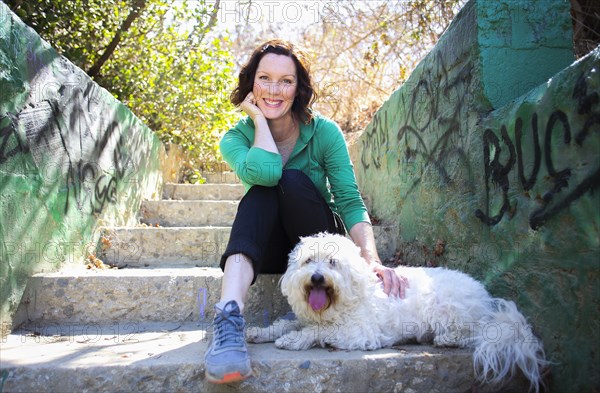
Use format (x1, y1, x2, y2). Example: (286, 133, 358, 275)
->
(205, 370, 252, 384)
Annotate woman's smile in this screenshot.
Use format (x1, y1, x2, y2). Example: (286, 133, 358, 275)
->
(263, 98, 283, 107)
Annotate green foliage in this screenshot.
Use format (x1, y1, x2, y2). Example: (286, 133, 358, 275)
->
(9, 0, 127, 71)
(7, 0, 237, 183)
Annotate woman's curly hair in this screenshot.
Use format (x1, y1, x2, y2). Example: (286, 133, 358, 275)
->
(230, 39, 317, 124)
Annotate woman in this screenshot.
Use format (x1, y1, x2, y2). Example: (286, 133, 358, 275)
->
(204, 39, 408, 384)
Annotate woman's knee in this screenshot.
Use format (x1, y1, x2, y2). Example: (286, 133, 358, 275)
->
(278, 169, 316, 196)
(242, 184, 278, 203)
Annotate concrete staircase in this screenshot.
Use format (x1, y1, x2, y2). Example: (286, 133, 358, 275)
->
(1, 173, 527, 392)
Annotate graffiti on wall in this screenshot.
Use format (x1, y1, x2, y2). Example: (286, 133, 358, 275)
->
(475, 68, 600, 229)
(360, 52, 476, 195)
(357, 46, 598, 231)
(0, 113, 28, 165)
(0, 58, 137, 216)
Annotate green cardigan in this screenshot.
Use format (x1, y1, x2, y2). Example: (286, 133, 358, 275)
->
(219, 113, 370, 231)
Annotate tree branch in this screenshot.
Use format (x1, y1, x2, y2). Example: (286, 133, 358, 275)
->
(87, 0, 147, 79)
(196, 0, 221, 45)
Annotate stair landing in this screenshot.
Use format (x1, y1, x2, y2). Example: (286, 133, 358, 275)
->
(1, 322, 508, 393)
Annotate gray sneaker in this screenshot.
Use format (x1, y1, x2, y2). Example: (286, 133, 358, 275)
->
(204, 300, 252, 384)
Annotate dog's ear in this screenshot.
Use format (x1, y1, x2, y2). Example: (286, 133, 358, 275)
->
(282, 238, 307, 296)
(287, 240, 304, 267)
(279, 268, 290, 296)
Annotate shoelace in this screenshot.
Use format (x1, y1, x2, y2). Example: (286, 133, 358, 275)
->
(214, 308, 245, 348)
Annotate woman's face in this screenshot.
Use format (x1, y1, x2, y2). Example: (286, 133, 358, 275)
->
(253, 53, 297, 122)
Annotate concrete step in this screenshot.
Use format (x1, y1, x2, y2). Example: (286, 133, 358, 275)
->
(0, 321, 527, 393)
(102, 224, 398, 267)
(99, 225, 397, 267)
(14, 267, 288, 327)
(140, 200, 237, 227)
(100, 226, 230, 268)
(202, 171, 240, 184)
(163, 183, 244, 201)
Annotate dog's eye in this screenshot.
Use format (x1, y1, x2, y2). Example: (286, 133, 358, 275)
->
(329, 259, 338, 266)
(305, 258, 314, 265)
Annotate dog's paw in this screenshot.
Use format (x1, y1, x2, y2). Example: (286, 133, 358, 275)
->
(275, 334, 314, 350)
(246, 326, 274, 343)
(433, 333, 463, 348)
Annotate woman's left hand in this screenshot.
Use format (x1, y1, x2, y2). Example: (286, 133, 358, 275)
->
(370, 262, 409, 298)
(348, 222, 408, 298)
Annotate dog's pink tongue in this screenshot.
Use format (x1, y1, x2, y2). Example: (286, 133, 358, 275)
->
(308, 288, 327, 311)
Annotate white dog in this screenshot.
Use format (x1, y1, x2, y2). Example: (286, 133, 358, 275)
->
(247, 233, 547, 392)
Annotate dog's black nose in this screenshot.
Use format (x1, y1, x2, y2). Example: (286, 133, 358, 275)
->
(311, 273, 325, 285)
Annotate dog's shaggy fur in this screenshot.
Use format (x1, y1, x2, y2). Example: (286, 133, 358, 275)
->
(247, 233, 547, 391)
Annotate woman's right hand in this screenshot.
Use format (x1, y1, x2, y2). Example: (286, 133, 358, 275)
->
(240, 92, 264, 121)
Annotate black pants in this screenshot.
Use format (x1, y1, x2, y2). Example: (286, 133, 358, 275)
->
(220, 169, 345, 283)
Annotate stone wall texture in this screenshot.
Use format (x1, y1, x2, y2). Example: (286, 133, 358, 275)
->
(0, 3, 164, 329)
(351, 0, 599, 392)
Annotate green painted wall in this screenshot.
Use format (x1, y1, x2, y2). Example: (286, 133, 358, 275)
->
(0, 4, 164, 330)
(478, 0, 574, 108)
(352, 0, 598, 392)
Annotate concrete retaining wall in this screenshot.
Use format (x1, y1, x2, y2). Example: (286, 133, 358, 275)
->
(351, 0, 599, 391)
(0, 4, 164, 329)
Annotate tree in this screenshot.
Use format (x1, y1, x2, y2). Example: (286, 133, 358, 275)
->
(7, 0, 237, 182)
(571, 0, 600, 58)
(304, 0, 466, 134)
